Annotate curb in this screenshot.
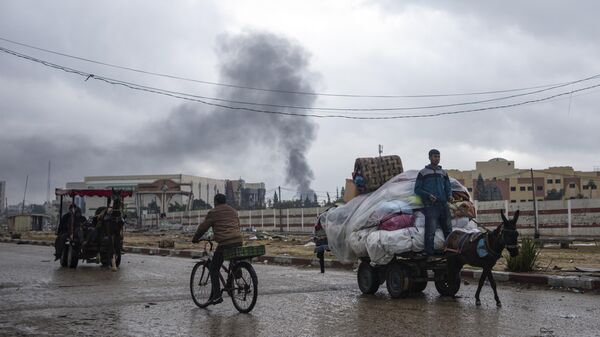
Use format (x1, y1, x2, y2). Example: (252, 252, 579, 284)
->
(2, 238, 599, 290)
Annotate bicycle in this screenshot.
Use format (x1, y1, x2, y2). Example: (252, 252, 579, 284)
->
(190, 240, 263, 313)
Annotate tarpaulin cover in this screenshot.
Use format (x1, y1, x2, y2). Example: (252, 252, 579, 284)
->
(322, 170, 477, 264)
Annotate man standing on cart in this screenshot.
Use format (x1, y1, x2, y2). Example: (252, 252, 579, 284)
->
(414, 149, 454, 262)
(192, 193, 243, 304)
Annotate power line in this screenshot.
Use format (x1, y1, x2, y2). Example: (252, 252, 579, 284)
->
(0, 35, 591, 99)
(5, 40, 597, 113)
(94, 73, 600, 113)
(2, 45, 600, 120)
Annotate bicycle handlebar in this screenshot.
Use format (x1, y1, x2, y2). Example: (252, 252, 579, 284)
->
(194, 239, 214, 253)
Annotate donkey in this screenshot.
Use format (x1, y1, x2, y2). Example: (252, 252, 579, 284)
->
(445, 210, 520, 306)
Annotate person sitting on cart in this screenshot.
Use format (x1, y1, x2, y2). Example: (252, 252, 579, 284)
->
(54, 204, 86, 260)
(191, 193, 243, 305)
(414, 149, 454, 262)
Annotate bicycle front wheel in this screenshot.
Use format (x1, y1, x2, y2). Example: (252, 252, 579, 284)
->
(230, 261, 258, 313)
(190, 261, 212, 308)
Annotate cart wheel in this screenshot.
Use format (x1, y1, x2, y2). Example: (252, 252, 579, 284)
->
(386, 263, 411, 298)
(357, 260, 380, 295)
(67, 245, 79, 269)
(434, 270, 460, 296)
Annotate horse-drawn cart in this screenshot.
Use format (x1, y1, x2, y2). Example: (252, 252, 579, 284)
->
(55, 188, 132, 270)
(357, 252, 461, 298)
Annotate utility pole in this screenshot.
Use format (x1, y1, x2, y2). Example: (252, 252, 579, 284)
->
(377, 144, 384, 186)
(46, 161, 51, 203)
(278, 186, 283, 232)
(530, 169, 539, 239)
(22, 174, 28, 214)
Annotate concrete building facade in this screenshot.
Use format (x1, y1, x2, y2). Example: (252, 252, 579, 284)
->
(225, 179, 266, 209)
(66, 174, 226, 217)
(448, 158, 600, 202)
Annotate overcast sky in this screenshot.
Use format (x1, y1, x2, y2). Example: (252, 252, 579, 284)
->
(1, 0, 599, 205)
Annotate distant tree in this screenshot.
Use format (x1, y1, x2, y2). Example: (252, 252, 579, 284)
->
(191, 199, 212, 210)
(586, 180, 597, 199)
(304, 195, 311, 207)
(545, 188, 564, 201)
(313, 193, 318, 205)
(475, 174, 488, 201)
(168, 201, 187, 212)
(273, 191, 279, 207)
(326, 192, 331, 205)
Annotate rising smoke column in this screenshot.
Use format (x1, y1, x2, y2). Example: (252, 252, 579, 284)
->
(138, 31, 319, 197)
(215, 31, 318, 197)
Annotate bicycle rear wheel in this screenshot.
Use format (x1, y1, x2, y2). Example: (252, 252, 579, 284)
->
(229, 261, 258, 313)
(190, 261, 212, 308)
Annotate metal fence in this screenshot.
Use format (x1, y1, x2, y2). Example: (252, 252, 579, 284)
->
(141, 199, 600, 236)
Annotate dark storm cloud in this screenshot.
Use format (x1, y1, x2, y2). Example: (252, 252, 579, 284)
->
(131, 31, 319, 197)
(0, 135, 106, 203)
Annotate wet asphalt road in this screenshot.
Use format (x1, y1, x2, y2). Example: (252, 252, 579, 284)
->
(0, 243, 598, 337)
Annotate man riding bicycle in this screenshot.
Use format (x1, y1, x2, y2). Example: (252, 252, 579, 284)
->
(191, 193, 242, 305)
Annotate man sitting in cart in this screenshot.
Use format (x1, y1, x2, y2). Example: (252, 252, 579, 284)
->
(54, 204, 86, 260)
(192, 193, 243, 305)
(414, 149, 454, 262)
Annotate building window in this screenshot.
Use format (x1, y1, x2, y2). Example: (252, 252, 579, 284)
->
(527, 186, 532, 191)
(583, 185, 589, 190)
(520, 200, 526, 202)
(520, 186, 526, 191)
(528, 199, 533, 202)
(547, 179, 553, 184)
(510, 200, 516, 203)
(537, 199, 543, 202)
(593, 185, 598, 190)
(569, 183, 576, 188)
(555, 179, 561, 184)
(510, 187, 516, 191)
(537, 186, 543, 191)
(467, 187, 472, 192)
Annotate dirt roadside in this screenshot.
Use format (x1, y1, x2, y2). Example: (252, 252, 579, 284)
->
(16, 231, 600, 276)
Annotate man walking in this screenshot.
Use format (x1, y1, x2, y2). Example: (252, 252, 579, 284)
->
(414, 149, 454, 261)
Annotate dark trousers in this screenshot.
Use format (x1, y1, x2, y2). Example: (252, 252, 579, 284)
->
(210, 242, 242, 299)
(424, 203, 452, 256)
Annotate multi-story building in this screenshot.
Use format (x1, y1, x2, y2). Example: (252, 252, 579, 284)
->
(225, 179, 266, 209)
(448, 158, 600, 202)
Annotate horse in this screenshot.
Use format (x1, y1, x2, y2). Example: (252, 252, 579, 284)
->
(445, 210, 520, 306)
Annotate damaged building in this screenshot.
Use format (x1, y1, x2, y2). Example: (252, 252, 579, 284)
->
(225, 179, 266, 210)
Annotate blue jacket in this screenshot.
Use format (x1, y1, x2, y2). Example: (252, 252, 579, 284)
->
(414, 164, 452, 207)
